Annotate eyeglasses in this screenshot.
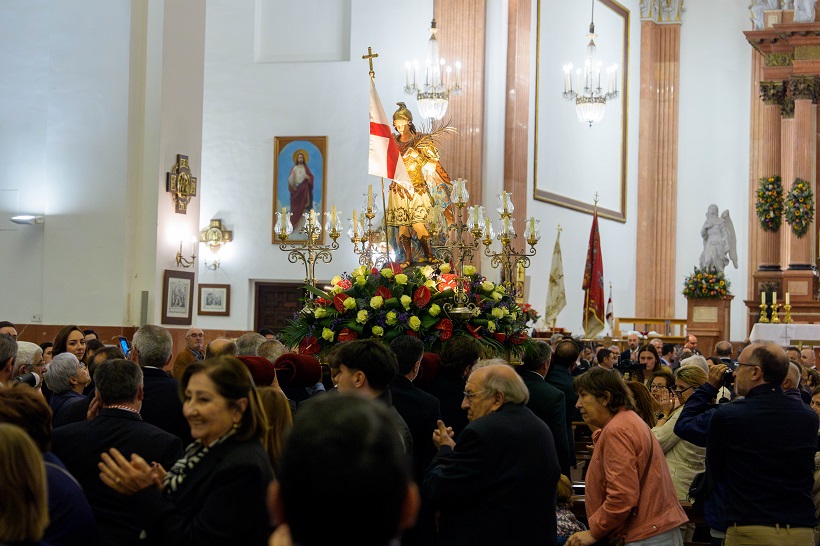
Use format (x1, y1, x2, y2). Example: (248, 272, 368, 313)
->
(673, 386, 693, 396)
(78, 363, 87, 370)
(463, 390, 487, 401)
(650, 384, 669, 391)
(735, 362, 758, 370)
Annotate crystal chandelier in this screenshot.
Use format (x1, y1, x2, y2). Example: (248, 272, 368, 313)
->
(562, 0, 618, 127)
(403, 19, 463, 121)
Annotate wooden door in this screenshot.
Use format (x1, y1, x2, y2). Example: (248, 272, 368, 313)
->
(254, 282, 306, 333)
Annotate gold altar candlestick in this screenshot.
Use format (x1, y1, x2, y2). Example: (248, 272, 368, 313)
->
(770, 303, 781, 324)
(783, 303, 793, 324)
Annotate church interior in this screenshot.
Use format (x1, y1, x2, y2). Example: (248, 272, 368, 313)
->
(2, 0, 814, 349)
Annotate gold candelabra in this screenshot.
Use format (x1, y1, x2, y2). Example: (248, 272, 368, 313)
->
(783, 303, 793, 324)
(175, 239, 196, 268)
(428, 179, 483, 320)
(770, 302, 781, 324)
(480, 191, 540, 297)
(348, 188, 389, 271)
(275, 209, 341, 290)
(758, 302, 769, 323)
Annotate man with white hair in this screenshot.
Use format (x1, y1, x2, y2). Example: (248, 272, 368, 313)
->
(172, 327, 205, 380)
(782, 361, 804, 401)
(800, 348, 816, 370)
(425, 364, 560, 545)
(12, 341, 45, 388)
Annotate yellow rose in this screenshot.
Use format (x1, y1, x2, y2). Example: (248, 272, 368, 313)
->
(356, 310, 369, 324)
(322, 328, 335, 341)
(464, 265, 476, 276)
(401, 295, 412, 309)
(386, 311, 398, 325)
(481, 281, 495, 292)
(370, 296, 384, 309)
(439, 263, 451, 274)
(429, 304, 441, 317)
(331, 275, 342, 286)
(395, 273, 408, 285)
(381, 268, 394, 279)
(354, 265, 367, 277)
(491, 307, 504, 319)
(420, 265, 434, 278)
(314, 307, 327, 319)
(491, 291, 503, 301)
(487, 321, 496, 333)
(343, 297, 358, 310)
(425, 279, 436, 289)
(495, 284, 506, 294)
(372, 325, 384, 337)
(408, 316, 421, 331)
(331, 285, 343, 295)
(356, 275, 367, 287)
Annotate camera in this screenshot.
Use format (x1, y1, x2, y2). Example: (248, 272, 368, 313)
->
(13, 372, 41, 388)
(615, 359, 641, 375)
(722, 368, 735, 387)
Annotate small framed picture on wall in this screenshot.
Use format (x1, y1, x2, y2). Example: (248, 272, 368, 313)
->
(162, 270, 195, 325)
(198, 284, 230, 316)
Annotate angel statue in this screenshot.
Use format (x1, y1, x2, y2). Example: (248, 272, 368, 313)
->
(699, 204, 738, 273)
(388, 102, 455, 269)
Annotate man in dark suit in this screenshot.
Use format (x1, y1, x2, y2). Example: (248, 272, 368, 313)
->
(131, 324, 191, 444)
(52, 359, 183, 546)
(389, 335, 442, 546)
(546, 339, 581, 469)
(54, 345, 125, 427)
(519, 340, 570, 476)
(389, 335, 442, 481)
(425, 363, 560, 545)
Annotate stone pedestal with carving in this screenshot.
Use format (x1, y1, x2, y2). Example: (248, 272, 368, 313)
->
(687, 295, 734, 356)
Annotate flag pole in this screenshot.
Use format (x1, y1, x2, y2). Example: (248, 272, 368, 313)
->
(380, 176, 392, 263)
(584, 194, 600, 339)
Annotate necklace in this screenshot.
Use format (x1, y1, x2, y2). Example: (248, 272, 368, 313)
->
(107, 405, 142, 418)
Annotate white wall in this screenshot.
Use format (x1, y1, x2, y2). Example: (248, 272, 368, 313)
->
(677, 0, 752, 340)
(0, 0, 132, 326)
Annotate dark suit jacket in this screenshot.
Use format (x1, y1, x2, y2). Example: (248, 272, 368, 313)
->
(518, 369, 571, 477)
(140, 366, 192, 445)
(424, 403, 560, 546)
(390, 375, 442, 481)
(133, 438, 274, 546)
(43, 451, 101, 546)
(52, 408, 184, 546)
(545, 365, 578, 467)
(430, 373, 469, 439)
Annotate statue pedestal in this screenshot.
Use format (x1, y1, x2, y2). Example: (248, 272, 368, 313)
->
(687, 295, 733, 356)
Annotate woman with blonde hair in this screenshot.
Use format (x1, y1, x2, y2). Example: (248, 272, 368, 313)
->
(652, 365, 709, 541)
(0, 423, 50, 545)
(258, 385, 293, 477)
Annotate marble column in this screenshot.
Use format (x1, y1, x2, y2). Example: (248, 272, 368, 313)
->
(756, 80, 785, 272)
(435, 0, 486, 209)
(635, 17, 681, 318)
(788, 76, 818, 269)
(502, 0, 531, 241)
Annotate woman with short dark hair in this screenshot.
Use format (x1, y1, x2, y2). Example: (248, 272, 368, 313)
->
(566, 368, 686, 546)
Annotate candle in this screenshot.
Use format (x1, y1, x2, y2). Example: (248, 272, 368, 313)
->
(191, 236, 197, 255)
(501, 193, 508, 214)
(309, 210, 316, 227)
(179, 241, 183, 255)
(331, 205, 337, 225)
(503, 216, 510, 234)
(773, 292, 777, 306)
(786, 292, 790, 305)
(405, 62, 410, 87)
(529, 217, 535, 236)
(353, 209, 358, 231)
(367, 185, 373, 211)
(761, 292, 766, 305)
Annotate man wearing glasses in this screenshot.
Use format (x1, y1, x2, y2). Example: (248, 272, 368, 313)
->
(424, 363, 560, 545)
(172, 327, 205, 380)
(706, 342, 817, 546)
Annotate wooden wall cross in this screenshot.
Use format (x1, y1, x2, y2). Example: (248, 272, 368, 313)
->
(166, 154, 198, 214)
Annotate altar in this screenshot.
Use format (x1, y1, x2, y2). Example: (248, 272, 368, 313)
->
(748, 323, 820, 347)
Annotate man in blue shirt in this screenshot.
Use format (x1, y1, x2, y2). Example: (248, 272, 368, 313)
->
(706, 342, 818, 546)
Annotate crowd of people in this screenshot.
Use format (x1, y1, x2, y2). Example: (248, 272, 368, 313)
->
(1, 319, 820, 546)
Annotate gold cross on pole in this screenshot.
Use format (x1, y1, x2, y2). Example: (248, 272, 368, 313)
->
(363, 47, 379, 78)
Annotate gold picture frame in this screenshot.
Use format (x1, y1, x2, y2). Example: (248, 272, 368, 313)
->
(273, 136, 328, 243)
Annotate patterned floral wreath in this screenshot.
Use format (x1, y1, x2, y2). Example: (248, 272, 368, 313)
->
(682, 266, 730, 299)
(755, 175, 783, 232)
(785, 177, 814, 239)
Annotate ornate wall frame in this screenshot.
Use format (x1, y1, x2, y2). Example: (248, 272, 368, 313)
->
(533, 0, 630, 222)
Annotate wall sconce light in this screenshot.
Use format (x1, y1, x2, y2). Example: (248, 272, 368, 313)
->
(10, 215, 45, 225)
(176, 237, 197, 268)
(200, 219, 233, 270)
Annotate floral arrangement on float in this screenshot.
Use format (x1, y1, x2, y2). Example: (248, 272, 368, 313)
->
(785, 178, 814, 239)
(755, 175, 783, 232)
(279, 263, 536, 358)
(682, 266, 730, 299)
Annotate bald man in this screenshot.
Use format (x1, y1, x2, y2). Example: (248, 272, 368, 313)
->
(172, 327, 205, 380)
